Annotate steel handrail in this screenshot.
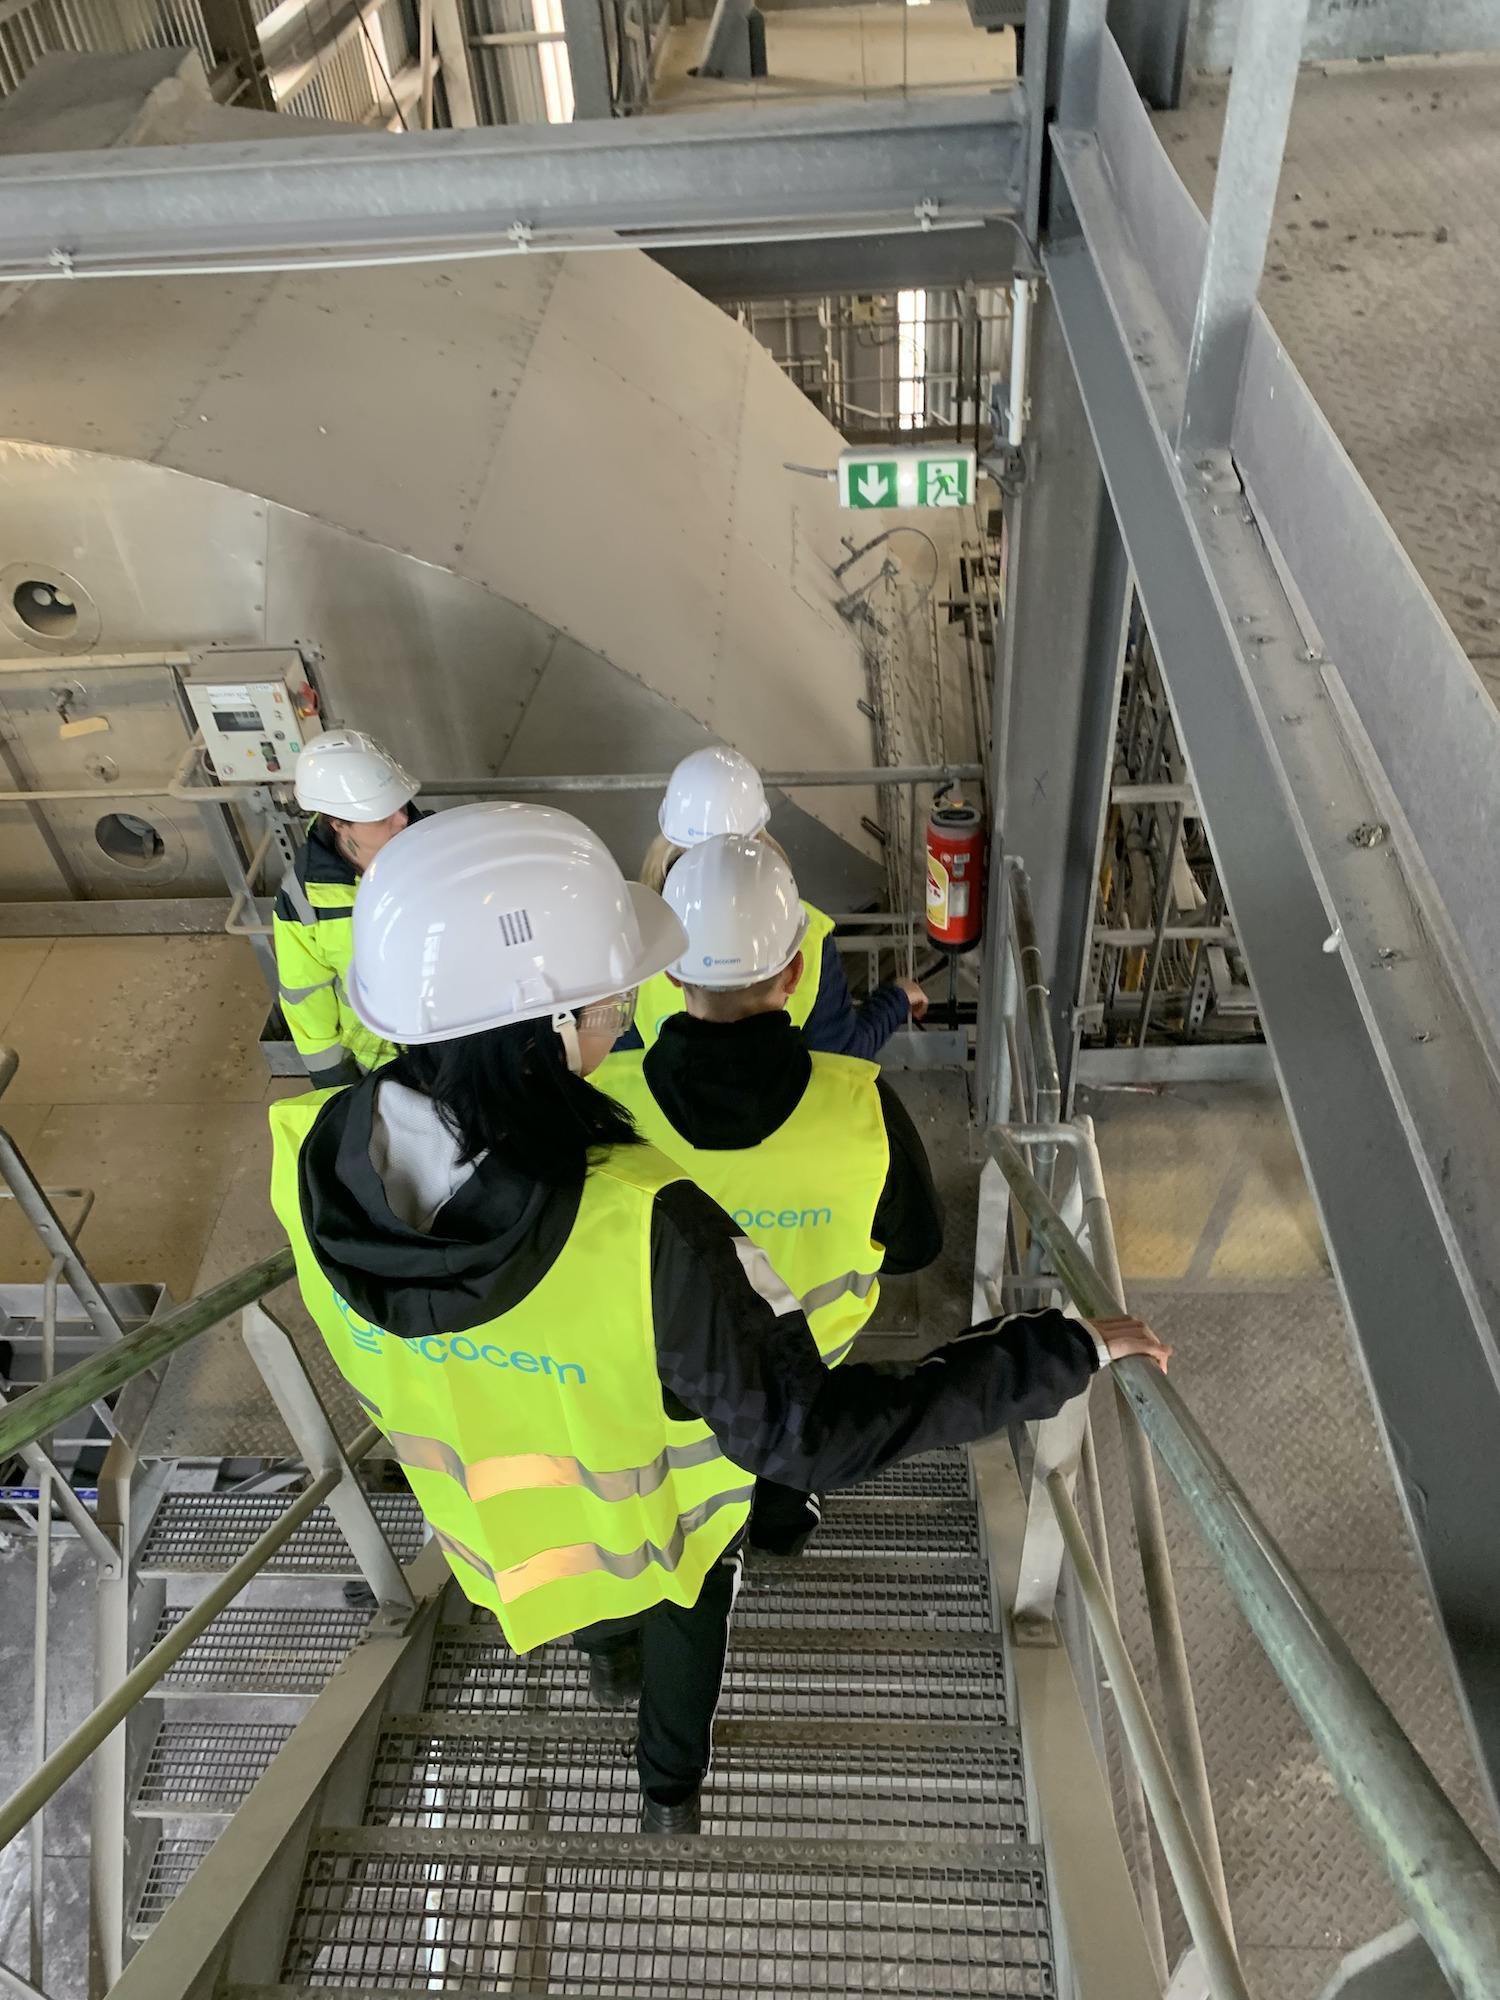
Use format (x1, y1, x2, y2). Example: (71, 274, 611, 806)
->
(1047, 1469, 1248, 2000)
(990, 1123, 1500, 2000)
(0, 1247, 296, 1465)
(415, 762, 983, 796)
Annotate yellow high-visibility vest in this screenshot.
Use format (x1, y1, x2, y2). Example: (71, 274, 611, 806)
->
(274, 829, 396, 1075)
(269, 1092, 753, 1653)
(630, 901, 836, 1052)
(598, 1049, 887, 1365)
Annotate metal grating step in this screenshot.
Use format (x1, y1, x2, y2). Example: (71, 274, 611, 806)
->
(737, 1557, 993, 1632)
(799, 1499, 981, 1560)
(426, 1630, 1009, 1725)
(155, 1607, 371, 1695)
(136, 1719, 296, 1814)
(139, 1491, 426, 1574)
(843, 1452, 971, 1501)
(364, 1722, 1028, 1841)
(134, 1835, 217, 1934)
(280, 1831, 1052, 1996)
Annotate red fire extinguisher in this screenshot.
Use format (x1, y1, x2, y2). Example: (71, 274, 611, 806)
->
(926, 800, 986, 952)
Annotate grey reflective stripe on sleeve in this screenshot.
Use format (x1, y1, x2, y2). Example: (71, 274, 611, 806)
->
(279, 977, 337, 1006)
(493, 1486, 754, 1603)
(387, 1429, 728, 1505)
(799, 1268, 880, 1317)
(732, 1237, 800, 1317)
(302, 1046, 352, 1076)
(280, 874, 317, 925)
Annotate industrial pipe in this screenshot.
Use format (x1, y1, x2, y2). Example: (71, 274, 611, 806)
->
(416, 763, 984, 797)
(991, 1126, 1500, 2000)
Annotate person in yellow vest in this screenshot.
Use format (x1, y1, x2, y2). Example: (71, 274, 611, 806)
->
(268, 801, 1169, 1833)
(600, 834, 944, 1557)
(274, 730, 424, 1089)
(623, 744, 928, 1057)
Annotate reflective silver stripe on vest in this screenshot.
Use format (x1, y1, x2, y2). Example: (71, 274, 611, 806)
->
(800, 1268, 879, 1317)
(354, 1388, 383, 1420)
(386, 1429, 728, 1505)
(433, 1525, 496, 1584)
(493, 1486, 754, 1604)
(820, 1335, 857, 1367)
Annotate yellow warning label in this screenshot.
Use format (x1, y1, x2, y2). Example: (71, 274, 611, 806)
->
(926, 851, 950, 929)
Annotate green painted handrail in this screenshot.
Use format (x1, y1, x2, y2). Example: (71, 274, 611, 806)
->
(0, 1245, 295, 1464)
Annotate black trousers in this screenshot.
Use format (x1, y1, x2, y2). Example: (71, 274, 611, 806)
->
(571, 1542, 742, 1806)
(748, 1477, 822, 1557)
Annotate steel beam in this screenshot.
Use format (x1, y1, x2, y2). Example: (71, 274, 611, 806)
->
(559, 0, 613, 117)
(0, 92, 1027, 282)
(1177, 0, 1312, 452)
(1046, 123, 1500, 1806)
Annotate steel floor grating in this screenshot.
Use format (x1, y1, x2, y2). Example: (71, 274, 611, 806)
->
(139, 1490, 426, 1573)
(156, 1607, 371, 1694)
(137, 1718, 296, 1812)
(426, 1634, 1008, 1725)
(364, 1732, 1028, 1841)
(735, 1561, 993, 1632)
(282, 1846, 1054, 1995)
(136, 1836, 218, 1929)
(801, 1503, 980, 1559)
(842, 1454, 971, 1501)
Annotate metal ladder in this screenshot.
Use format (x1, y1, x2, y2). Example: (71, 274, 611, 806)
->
(157, 1451, 1057, 1995)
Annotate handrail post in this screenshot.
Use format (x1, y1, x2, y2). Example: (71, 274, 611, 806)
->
(243, 1306, 414, 1614)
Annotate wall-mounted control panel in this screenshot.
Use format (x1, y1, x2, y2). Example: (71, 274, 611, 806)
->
(183, 654, 322, 782)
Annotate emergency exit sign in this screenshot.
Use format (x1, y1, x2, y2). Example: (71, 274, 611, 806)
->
(837, 446, 977, 510)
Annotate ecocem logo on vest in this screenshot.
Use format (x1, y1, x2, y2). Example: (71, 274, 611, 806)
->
(734, 1206, 832, 1229)
(332, 1295, 586, 1386)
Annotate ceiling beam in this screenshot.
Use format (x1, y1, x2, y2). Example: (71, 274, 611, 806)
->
(0, 89, 1028, 281)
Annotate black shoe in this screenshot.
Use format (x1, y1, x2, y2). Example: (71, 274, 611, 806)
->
(641, 1788, 701, 1836)
(587, 1641, 642, 1709)
(343, 1578, 378, 1608)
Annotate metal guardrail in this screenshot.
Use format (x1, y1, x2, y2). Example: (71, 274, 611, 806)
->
(990, 1124, 1500, 2000)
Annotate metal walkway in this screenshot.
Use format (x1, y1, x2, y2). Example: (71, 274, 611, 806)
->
(149, 1454, 1056, 1997)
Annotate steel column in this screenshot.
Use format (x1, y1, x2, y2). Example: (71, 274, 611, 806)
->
(559, 0, 613, 117)
(1176, 0, 1312, 451)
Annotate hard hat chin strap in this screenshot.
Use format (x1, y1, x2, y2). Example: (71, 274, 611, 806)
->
(552, 1011, 583, 1076)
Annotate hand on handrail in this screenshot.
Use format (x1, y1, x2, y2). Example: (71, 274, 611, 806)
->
(1090, 1314, 1171, 1373)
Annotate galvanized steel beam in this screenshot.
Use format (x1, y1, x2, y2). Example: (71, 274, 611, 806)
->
(0, 91, 1029, 281)
(1046, 120, 1500, 1807)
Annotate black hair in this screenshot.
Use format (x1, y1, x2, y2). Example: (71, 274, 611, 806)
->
(389, 1019, 639, 1187)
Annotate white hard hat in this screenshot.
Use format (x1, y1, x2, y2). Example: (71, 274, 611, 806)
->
(295, 729, 418, 823)
(659, 746, 770, 846)
(663, 834, 810, 990)
(347, 802, 687, 1045)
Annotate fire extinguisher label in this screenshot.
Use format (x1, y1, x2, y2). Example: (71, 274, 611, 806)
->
(948, 883, 969, 918)
(926, 851, 950, 928)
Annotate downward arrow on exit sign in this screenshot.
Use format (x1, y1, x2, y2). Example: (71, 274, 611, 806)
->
(841, 459, 898, 508)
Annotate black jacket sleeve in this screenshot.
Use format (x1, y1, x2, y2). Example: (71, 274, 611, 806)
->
(649, 1179, 1095, 1491)
(872, 1077, 944, 1275)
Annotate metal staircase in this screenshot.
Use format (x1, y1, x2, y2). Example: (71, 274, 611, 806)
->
(124, 1453, 1055, 1995)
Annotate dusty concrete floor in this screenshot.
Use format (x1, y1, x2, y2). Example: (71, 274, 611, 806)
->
(1157, 53, 1500, 702)
(1085, 1079, 1496, 2000)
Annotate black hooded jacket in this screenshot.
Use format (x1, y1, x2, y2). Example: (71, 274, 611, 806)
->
(294, 1073, 1098, 1491)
